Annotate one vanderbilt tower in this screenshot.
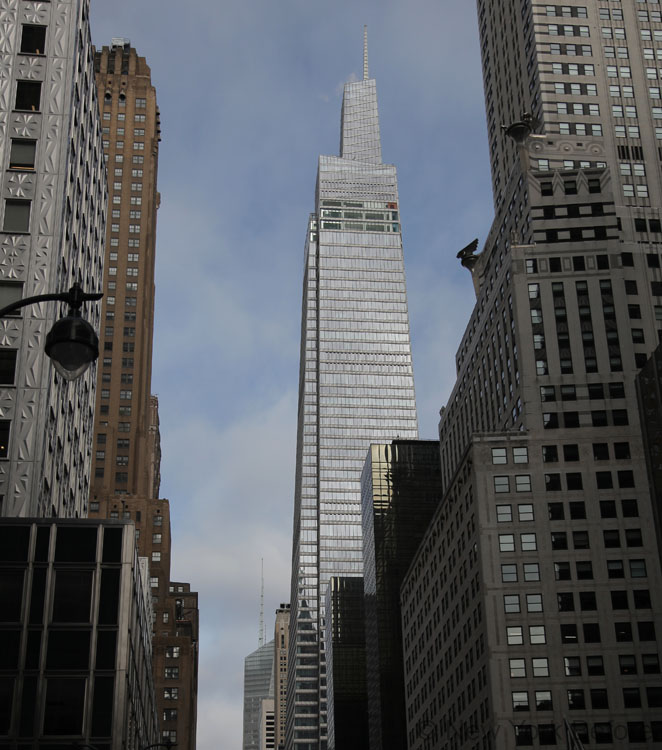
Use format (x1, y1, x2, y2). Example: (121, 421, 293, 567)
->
(287, 31, 418, 750)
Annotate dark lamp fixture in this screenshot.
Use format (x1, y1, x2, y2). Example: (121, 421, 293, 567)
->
(44, 310, 99, 381)
(0, 281, 102, 382)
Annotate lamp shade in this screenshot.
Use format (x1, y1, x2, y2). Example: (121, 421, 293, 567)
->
(44, 314, 99, 381)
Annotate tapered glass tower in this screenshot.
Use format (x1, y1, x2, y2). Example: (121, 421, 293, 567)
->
(287, 36, 418, 750)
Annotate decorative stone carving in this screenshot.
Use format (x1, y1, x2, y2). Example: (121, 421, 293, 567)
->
(21, 2, 51, 25)
(46, 57, 65, 114)
(0, 388, 15, 419)
(11, 112, 41, 138)
(5, 171, 36, 199)
(42, 115, 59, 173)
(0, 234, 28, 279)
(0, 318, 21, 346)
(36, 173, 55, 237)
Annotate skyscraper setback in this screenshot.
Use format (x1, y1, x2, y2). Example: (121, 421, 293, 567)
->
(287, 37, 418, 749)
(401, 1, 662, 748)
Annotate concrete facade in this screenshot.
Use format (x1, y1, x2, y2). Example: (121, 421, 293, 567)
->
(0, 0, 106, 518)
(400, 1, 662, 748)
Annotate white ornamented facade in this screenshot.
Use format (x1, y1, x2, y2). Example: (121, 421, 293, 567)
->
(0, 0, 106, 517)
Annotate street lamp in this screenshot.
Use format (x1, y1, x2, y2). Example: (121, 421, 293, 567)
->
(0, 281, 103, 381)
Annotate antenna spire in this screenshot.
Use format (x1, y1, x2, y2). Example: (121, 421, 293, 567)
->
(259, 558, 265, 647)
(363, 25, 369, 80)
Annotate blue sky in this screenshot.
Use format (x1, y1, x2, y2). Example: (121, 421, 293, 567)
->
(90, 1, 494, 747)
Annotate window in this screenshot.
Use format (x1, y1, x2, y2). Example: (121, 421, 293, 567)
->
(568, 689, 585, 709)
(558, 592, 574, 611)
(512, 691, 529, 711)
(166, 646, 180, 658)
(630, 559, 647, 578)
(524, 563, 540, 581)
(494, 476, 510, 492)
(634, 590, 651, 609)
(507, 626, 524, 645)
(502, 564, 517, 582)
(643, 654, 660, 674)
(497, 505, 512, 523)
(9, 139, 36, 171)
(510, 658, 526, 678)
(532, 658, 549, 677)
(576, 561, 593, 580)
(529, 626, 546, 645)
(615, 622, 633, 642)
(513, 447, 528, 463)
(504, 595, 520, 613)
(164, 666, 179, 679)
(555, 562, 571, 580)
(521, 533, 537, 551)
(551, 532, 567, 550)
(153, 533, 162, 544)
(3, 200, 30, 232)
(548, 502, 564, 520)
(565, 657, 581, 676)
(15, 80, 41, 110)
(518, 504, 534, 521)
(527, 594, 543, 612)
(536, 691, 553, 711)
(515, 475, 531, 492)
(152, 551, 161, 562)
(164, 687, 179, 700)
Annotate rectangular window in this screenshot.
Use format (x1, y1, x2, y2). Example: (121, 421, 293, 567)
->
(3, 200, 30, 232)
(9, 139, 36, 170)
(15, 80, 41, 110)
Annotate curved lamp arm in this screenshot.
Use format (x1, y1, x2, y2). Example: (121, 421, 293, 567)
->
(0, 281, 102, 318)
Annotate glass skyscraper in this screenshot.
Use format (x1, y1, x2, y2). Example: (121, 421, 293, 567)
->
(286, 43, 419, 750)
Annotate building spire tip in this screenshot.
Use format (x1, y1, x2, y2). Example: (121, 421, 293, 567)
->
(363, 25, 369, 80)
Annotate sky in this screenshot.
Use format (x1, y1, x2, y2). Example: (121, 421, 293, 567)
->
(90, 1, 495, 747)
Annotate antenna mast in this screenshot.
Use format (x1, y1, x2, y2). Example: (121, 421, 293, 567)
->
(259, 558, 265, 647)
(363, 25, 369, 80)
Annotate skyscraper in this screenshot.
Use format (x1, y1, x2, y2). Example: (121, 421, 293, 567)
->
(287, 33, 418, 750)
(244, 639, 275, 750)
(0, 0, 106, 518)
(92, 39, 160, 500)
(401, 2, 662, 748)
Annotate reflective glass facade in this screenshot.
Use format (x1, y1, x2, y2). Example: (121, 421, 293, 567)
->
(361, 440, 442, 750)
(324, 577, 368, 750)
(287, 73, 418, 750)
(243, 640, 275, 750)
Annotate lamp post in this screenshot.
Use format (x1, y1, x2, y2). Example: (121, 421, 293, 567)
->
(0, 281, 102, 381)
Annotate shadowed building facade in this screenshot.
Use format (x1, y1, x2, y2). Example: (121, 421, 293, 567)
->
(360, 440, 442, 750)
(400, 1, 662, 748)
(287, 35, 418, 749)
(325, 576, 368, 750)
(0, 518, 157, 749)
